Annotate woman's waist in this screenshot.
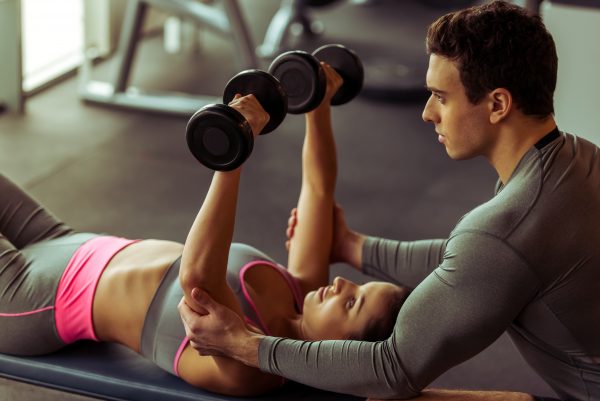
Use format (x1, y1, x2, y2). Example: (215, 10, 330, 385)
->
(93, 239, 183, 347)
(106, 239, 184, 273)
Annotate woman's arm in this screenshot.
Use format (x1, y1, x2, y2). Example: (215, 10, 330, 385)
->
(179, 94, 269, 315)
(287, 205, 447, 288)
(177, 95, 283, 395)
(179, 169, 245, 315)
(286, 203, 366, 269)
(286, 64, 342, 294)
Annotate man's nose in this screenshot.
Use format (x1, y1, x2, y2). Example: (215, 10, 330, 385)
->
(422, 95, 436, 123)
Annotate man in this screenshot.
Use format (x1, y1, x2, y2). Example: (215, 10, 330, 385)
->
(178, 2, 600, 400)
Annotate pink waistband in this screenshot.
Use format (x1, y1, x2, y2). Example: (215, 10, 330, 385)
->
(55, 236, 138, 344)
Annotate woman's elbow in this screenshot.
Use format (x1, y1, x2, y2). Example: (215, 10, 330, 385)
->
(179, 264, 202, 297)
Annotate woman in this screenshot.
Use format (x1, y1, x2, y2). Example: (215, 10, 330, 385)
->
(0, 64, 408, 396)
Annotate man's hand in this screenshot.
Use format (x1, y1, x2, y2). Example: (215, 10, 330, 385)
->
(285, 203, 365, 269)
(178, 288, 262, 367)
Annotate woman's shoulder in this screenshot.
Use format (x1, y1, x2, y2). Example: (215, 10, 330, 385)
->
(226, 243, 301, 335)
(228, 243, 276, 264)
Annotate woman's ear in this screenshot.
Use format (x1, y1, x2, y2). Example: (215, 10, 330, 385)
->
(488, 88, 512, 124)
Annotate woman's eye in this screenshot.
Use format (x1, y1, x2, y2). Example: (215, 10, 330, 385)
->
(346, 298, 356, 309)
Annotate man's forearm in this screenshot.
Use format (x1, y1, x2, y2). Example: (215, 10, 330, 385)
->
(227, 330, 262, 368)
(257, 336, 420, 399)
(361, 236, 446, 288)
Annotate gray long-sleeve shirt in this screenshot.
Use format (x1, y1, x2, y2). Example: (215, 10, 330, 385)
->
(258, 130, 600, 400)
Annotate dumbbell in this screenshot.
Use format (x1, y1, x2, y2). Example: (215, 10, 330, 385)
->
(268, 44, 364, 114)
(186, 70, 288, 171)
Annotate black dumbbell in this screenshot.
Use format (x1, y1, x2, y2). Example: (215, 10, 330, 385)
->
(268, 44, 364, 114)
(186, 70, 288, 171)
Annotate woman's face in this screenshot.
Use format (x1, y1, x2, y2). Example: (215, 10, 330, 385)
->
(301, 277, 402, 341)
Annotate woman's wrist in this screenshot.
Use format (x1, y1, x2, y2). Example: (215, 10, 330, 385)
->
(343, 230, 365, 270)
(306, 104, 332, 120)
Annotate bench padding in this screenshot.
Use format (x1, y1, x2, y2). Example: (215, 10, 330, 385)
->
(0, 341, 362, 401)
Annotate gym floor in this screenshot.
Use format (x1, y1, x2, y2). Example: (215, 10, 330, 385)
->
(0, 0, 556, 398)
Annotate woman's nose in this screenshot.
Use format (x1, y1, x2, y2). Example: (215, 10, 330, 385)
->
(333, 276, 352, 293)
(332, 276, 343, 293)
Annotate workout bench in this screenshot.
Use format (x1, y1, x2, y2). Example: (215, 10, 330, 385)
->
(0, 341, 362, 401)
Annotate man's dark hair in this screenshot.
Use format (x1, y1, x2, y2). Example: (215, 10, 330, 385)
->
(426, 0, 557, 117)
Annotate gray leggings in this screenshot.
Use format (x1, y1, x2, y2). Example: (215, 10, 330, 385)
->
(0, 174, 88, 355)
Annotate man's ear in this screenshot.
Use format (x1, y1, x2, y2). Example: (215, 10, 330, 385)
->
(488, 88, 512, 124)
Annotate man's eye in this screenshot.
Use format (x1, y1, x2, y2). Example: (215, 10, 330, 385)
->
(434, 94, 444, 103)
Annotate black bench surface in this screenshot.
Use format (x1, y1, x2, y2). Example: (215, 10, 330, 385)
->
(0, 341, 362, 401)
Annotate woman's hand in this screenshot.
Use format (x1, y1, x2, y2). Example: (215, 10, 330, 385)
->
(321, 62, 343, 106)
(309, 62, 344, 114)
(228, 94, 270, 138)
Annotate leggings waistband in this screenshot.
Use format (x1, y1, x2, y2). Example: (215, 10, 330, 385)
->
(55, 236, 139, 344)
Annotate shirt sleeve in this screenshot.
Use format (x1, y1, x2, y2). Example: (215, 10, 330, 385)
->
(362, 236, 447, 288)
(258, 232, 540, 398)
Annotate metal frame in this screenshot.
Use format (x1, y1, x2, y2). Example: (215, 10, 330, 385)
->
(0, 0, 24, 114)
(256, 0, 323, 58)
(79, 0, 257, 116)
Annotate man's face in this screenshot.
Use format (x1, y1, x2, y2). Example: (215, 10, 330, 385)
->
(422, 54, 493, 160)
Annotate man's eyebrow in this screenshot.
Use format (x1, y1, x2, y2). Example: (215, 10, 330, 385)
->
(425, 85, 447, 94)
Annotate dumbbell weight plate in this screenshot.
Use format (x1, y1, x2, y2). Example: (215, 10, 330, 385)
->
(268, 51, 326, 114)
(223, 70, 288, 134)
(313, 44, 364, 105)
(186, 104, 253, 171)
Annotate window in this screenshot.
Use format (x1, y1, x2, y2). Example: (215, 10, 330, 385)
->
(21, 0, 84, 92)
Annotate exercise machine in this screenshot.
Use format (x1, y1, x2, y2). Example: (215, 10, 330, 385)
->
(79, 0, 257, 116)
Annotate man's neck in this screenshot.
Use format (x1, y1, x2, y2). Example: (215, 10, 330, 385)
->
(489, 115, 557, 184)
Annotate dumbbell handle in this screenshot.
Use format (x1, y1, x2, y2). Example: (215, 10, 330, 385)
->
(268, 44, 364, 114)
(312, 44, 364, 106)
(187, 70, 288, 171)
(223, 69, 288, 135)
(186, 104, 254, 171)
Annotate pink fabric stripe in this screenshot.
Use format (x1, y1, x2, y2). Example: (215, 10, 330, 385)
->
(55, 236, 138, 344)
(274, 263, 305, 312)
(173, 336, 190, 377)
(239, 262, 272, 335)
(239, 260, 305, 336)
(0, 305, 54, 317)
